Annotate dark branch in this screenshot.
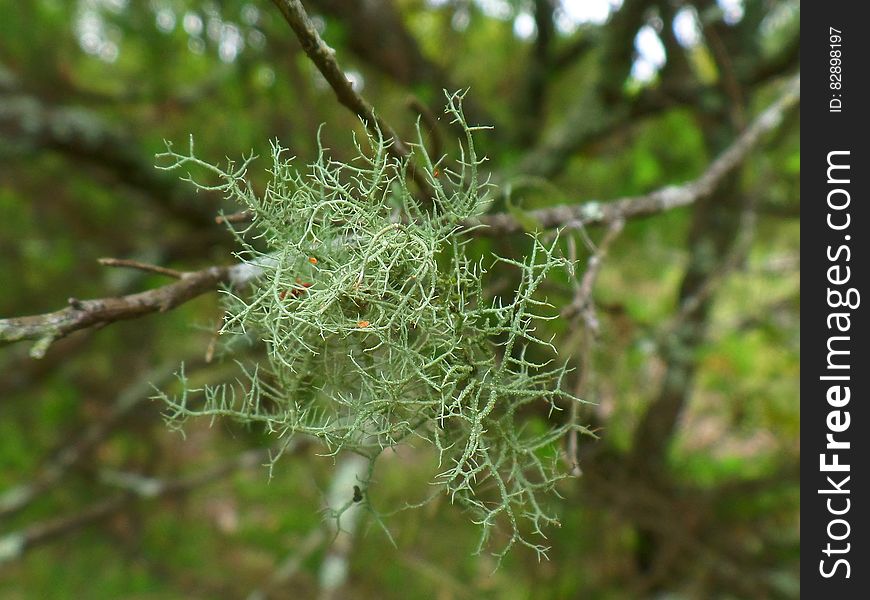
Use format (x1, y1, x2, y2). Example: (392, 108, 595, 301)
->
(516, 0, 556, 145)
(269, 0, 433, 196)
(0, 89, 222, 232)
(308, 0, 500, 134)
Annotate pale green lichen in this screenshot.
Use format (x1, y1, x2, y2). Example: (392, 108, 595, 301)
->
(153, 92, 588, 558)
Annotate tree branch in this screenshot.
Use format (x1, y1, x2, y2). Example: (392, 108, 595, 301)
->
(0, 364, 187, 518)
(0, 75, 797, 355)
(318, 453, 369, 600)
(471, 73, 800, 234)
(307, 0, 501, 135)
(211, 73, 799, 235)
(0, 89, 222, 233)
(0, 445, 301, 565)
(97, 257, 184, 279)
(516, 0, 556, 146)
(562, 220, 624, 476)
(0, 263, 259, 357)
(268, 0, 432, 196)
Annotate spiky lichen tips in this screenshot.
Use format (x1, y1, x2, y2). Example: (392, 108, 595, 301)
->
(153, 91, 589, 558)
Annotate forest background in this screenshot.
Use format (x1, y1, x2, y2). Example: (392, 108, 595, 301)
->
(0, 0, 799, 598)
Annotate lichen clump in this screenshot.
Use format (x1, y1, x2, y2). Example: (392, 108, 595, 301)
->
(155, 93, 586, 557)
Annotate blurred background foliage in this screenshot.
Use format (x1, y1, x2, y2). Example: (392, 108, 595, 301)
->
(1, 0, 798, 598)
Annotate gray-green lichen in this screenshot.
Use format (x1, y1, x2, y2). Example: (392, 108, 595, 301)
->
(153, 92, 588, 558)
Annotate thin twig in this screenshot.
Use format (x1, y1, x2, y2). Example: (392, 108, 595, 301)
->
(562, 220, 624, 476)
(98, 257, 183, 279)
(215, 209, 254, 225)
(269, 0, 406, 154)
(318, 453, 369, 600)
(656, 196, 759, 343)
(562, 219, 625, 323)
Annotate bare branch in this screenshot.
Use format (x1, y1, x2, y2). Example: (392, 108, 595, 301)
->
(97, 257, 184, 279)
(0, 75, 797, 355)
(268, 0, 433, 196)
(0, 445, 300, 565)
(471, 73, 800, 235)
(562, 220, 625, 323)
(0, 364, 186, 518)
(0, 89, 222, 233)
(562, 220, 624, 476)
(215, 209, 255, 225)
(0, 263, 259, 357)
(306, 0, 501, 136)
